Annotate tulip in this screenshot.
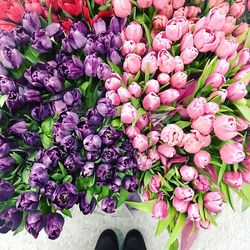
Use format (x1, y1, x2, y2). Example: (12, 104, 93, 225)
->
(158, 144, 176, 158)
(137, 0, 153, 8)
(182, 131, 203, 154)
(206, 73, 226, 88)
(188, 203, 201, 222)
(122, 40, 137, 56)
(120, 102, 138, 124)
(187, 97, 206, 120)
(214, 59, 229, 76)
(227, 82, 247, 101)
(136, 42, 147, 56)
(112, 0, 132, 18)
(45, 213, 65, 240)
(148, 149, 160, 163)
(143, 92, 160, 111)
(157, 73, 170, 85)
(152, 200, 168, 220)
(105, 74, 122, 91)
(153, 15, 168, 32)
(128, 82, 142, 98)
(106, 90, 120, 106)
(174, 56, 184, 72)
(133, 134, 149, 153)
(160, 124, 184, 146)
(205, 7, 226, 31)
(223, 171, 243, 190)
(204, 102, 219, 115)
(25, 211, 45, 239)
(97, 63, 112, 81)
(86, 108, 103, 126)
(220, 143, 245, 164)
(229, 0, 246, 18)
(10, 121, 27, 135)
(109, 177, 122, 192)
(204, 192, 223, 213)
(123, 176, 139, 192)
(236, 118, 248, 132)
(165, 17, 188, 42)
(215, 37, 238, 59)
(180, 33, 194, 51)
(29, 163, 49, 189)
(141, 52, 158, 74)
(173, 0, 185, 9)
(153, 0, 168, 9)
(160, 89, 180, 105)
(0, 76, 16, 95)
(79, 192, 96, 215)
(126, 126, 140, 140)
(238, 49, 250, 66)
(157, 49, 175, 73)
(41, 181, 58, 199)
(0, 179, 14, 201)
(170, 72, 187, 88)
(117, 87, 131, 103)
(137, 153, 152, 171)
(180, 165, 198, 182)
(191, 115, 214, 135)
(173, 197, 190, 213)
(16, 192, 39, 212)
(101, 146, 120, 164)
(180, 47, 199, 64)
(147, 131, 160, 146)
(193, 175, 210, 192)
(98, 125, 122, 145)
(123, 53, 141, 74)
(0, 46, 23, 69)
(122, 72, 135, 84)
(97, 98, 116, 118)
(224, 16, 236, 36)
(149, 174, 161, 193)
(101, 196, 116, 213)
(7, 2, 25, 23)
(124, 22, 143, 43)
(153, 32, 172, 52)
(194, 150, 211, 168)
(233, 23, 248, 37)
(209, 89, 228, 103)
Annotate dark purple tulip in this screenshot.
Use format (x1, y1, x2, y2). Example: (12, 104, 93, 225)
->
(46, 60, 58, 76)
(60, 135, 77, 152)
(96, 164, 113, 183)
(56, 51, 68, 63)
(50, 100, 67, 114)
(110, 34, 122, 49)
(96, 98, 115, 118)
(0, 135, 10, 158)
(31, 104, 50, 121)
(45, 23, 64, 41)
(108, 49, 121, 65)
(6, 92, 25, 113)
(22, 12, 41, 34)
(9, 121, 27, 135)
(0, 207, 22, 234)
(84, 54, 102, 77)
(80, 162, 95, 177)
(0, 156, 14, 173)
(59, 56, 84, 80)
(29, 163, 49, 189)
(0, 76, 16, 94)
(12, 27, 30, 45)
(0, 63, 8, 76)
(83, 37, 95, 55)
(44, 76, 62, 94)
(93, 19, 107, 35)
(101, 196, 116, 213)
(98, 125, 122, 145)
(101, 146, 120, 164)
(0, 46, 23, 69)
(45, 213, 64, 240)
(71, 21, 89, 36)
(0, 179, 14, 201)
(22, 131, 40, 147)
(122, 141, 134, 157)
(86, 150, 101, 161)
(86, 108, 103, 126)
(23, 89, 41, 103)
(109, 17, 123, 33)
(109, 177, 122, 192)
(123, 176, 139, 192)
(67, 30, 87, 50)
(60, 111, 79, 133)
(52, 183, 78, 210)
(54, 127, 69, 144)
(83, 134, 102, 152)
(79, 192, 96, 215)
(76, 120, 94, 139)
(116, 156, 134, 172)
(25, 211, 45, 239)
(63, 88, 82, 106)
(16, 191, 39, 212)
(41, 181, 58, 199)
(31, 29, 52, 53)
(0, 32, 15, 48)
(97, 63, 112, 81)
(95, 33, 111, 55)
(62, 38, 74, 53)
(64, 152, 83, 175)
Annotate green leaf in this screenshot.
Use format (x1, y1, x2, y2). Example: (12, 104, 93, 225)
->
(41, 116, 54, 136)
(48, 4, 53, 24)
(217, 162, 227, 184)
(24, 47, 39, 64)
(0, 94, 7, 108)
(126, 199, 156, 213)
(51, 173, 64, 181)
(144, 171, 153, 187)
(41, 133, 53, 149)
(76, 176, 95, 191)
(142, 22, 153, 46)
(241, 184, 250, 202)
(156, 106, 176, 113)
(59, 162, 67, 177)
(63, 175, 73, 183)
(167, 213, 187, 247)
(242, 199, 250, 212)
(145, 63, 150, 83)
(10, 152, 24, 164)
(169, 239, 179, 250)
(13, 212, 27, 236)
(166, 169, 176, 181)
(108, 61, 122, 76)
(198, 193, 206, 222)
(62, 209, 72, 218)
(220, 182, 235, 212)
(159, 173, 174, 192)
(130, 96, 140, 109)
(243, 28, 250, 49)
(0, 198, 17, 212)
(79, 81, 91, 96)
(175, 121, 191, 129)
(22, 168, 31, 184)
(117, 188, 129, 208)
(233, 101, 250, 122)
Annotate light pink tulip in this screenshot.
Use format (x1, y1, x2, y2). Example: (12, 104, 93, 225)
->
(174, 56, 184, 72)
(229, 0, 246, 18)
(173, 7, 186, 18)
(186, 6, 201, 17)
(142, 189, 150, 201)
(136, 153, 152, 171)
(153, 0, 167, 9)
(193, 175, 210, 192)
(160, 88, 180, 105)
(123, 53, 141, 74)
(180, 165, 198, 182)
(205, 7, 226, 31)
(223, 171, 243, 190)
(174, 187, 194, 201)
(220, 142, 245, 164)
(128, 82, 142, 98)
(238, 48, 250, 66)
(125, 125, 140, 140)
(105, 90, 120, 106)
(117, 87, 131, 103)
(173, 0, 185, 9)
(153, 15, 168, 32)
(180, 33, 194, 51)
(153, 32, 172, 52)
(136, 114, 149, 130)
(204, 102, 219, 115)
(122, 72, 135, 84)
(209, 89, 228, 103)
(157, 49, 175, 73)
(143, 92, 160, 111)
(233, 23, 249, 37)
(182, 131, 203, 154)
(157, 73, 170, 85)
(133, 134, 149, 152)
(120, 102, 138, 124)
(137, 0, 153, 8)
(147, 131, 160, 146)
(191, 115, 214, 135)
(160, 124, 184, 146)
(236, 118, 249, 132)
(227, 82, 247, 101)
(149, 174, 161, 193)
(234, 68, 250, 85)
(173, 197, 190, 213)
(194, 150, 211, 169)
(141, 52, 158, 74)
(136, 43, 147, 56)
(242, 156, 250, 169)
(145, 80, 160, 94)
(148, 149, 160, 163)
(204, 192, 223, 213)
(215, 37, 238, 59)
(159, 1, 173, 18)
(224, 16, 236, 36)
(187, 97, 206, 120)
(158, 144, 176, 158)
(213, 115, 237, 141)
(180, 47, 199, 64)
(208, 0, 225, 7)
(124, 22, 143, 43)
(215, 59, 229, 75)
(121, 40, 136, 56)
(200, 134, 211, 148)
(188, 203, 201, 222)
(206, 73, 226, 88)
(112, 0, 131, 18)
(152, 200, 168, 220)
(170, 71, 187, 88)
(105, 74, 122, 91)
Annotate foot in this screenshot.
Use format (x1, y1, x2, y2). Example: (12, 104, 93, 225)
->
(123, 229, 146, 250)
(95, 229, 119, 250)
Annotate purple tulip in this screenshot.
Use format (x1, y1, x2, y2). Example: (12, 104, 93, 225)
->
(22, 131, 40, 146)
(0, 63, 8, 76)
(22, 12, 41, 34)
(0, 76, 16, 94)
(64, 152, 83, 175)
(16, 191, 39, 212)
(31, 104, 50, 121)
(123, 176, 139, 192)
(50, 100, 67, 114)
(0, 46, 23, 69)
(0, 179, 14, 201)
(116, 156, 134, 172)
(23, 89, 41, 103)
(109, 16, 123, 33)
(63, 88, 82, 106)
(84, 54, 102, 77)
(41, 181, 58, 199)
(96, 164, 114, 183)
(101, 146, 120, 164)
(83, 134, 102, 151)
(0, 31, 15, 48)
(95, 33, 111, 55)
(0, 135, 10, 158)
(52, 183, 78, 210)
(79, 192, 96, 215)
(93, 19, 107, 36)
(0, 207, 22, 234)
(98, 125, 122, 145)
(12, 27, 30, 45)
(0, 156, 14, 173)
(60, 135, 77, 153)
(6, 92, 25, 113)
(101, 196, 116, 213)
(96, 98, 115, 118)
(59, 111, 79, 133)
(56, 51, 68, 63)
(45, 213, 64, 240)
(67, 30, 87, 50)
(29, 163, 49, 189)
(45, 23, 64, 41)
(108, 49, 121, 65)
(71, 21, 89, 36)
(83, 37, 95, 54)
(109, 177, 122, 192)
(44, 76, 62, 94)
(80, 162, 95, 177)
(86, 150, 101, 161)
(122, 141, 134, 156)
(97, 63, 112, 80)
(25, 211, 45, 239)
(86, 108, 103, 126)
(45, 60, 58, 75)
(31, 29, 52, 53)
(76, 120, 95, 139)
(9, 121, 27, 135)
(110, 34, 122, 49)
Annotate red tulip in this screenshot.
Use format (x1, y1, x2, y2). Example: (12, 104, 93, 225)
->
(58, 0, 82, 16)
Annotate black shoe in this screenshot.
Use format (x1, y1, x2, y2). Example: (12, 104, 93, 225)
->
(95, 229, 119, 250)
(123, 229, 146, 250)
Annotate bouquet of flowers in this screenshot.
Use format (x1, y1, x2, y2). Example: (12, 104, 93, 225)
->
(0, 0, 249, 249)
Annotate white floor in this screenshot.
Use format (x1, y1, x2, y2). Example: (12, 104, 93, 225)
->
(1, 198, 250, 250)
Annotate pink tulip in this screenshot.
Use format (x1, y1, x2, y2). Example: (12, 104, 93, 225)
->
(158, 144, 176, 158)
(223, 171, 243, 190)
(205, 73, 226, 88)
(173, 197, 190, 213)
(215, 37, 238, 59)
(142, 189, 150, 201)
(180, 47, 199, 64)
(105, 90, 120, 106)
(209, 89, 228, 103)
(242, 169, 250, 184)
(122, 72, 135, 84)
(194, 150, 211, 169)
(204, 102, 219, 115)
(193, 175, 210, 192)
(124, 22, 143, 43)
(160, 124, 184, 146)
(120, 102, 138, 124)
(125, 125, 140, 140)
(149, 174, 161, 193)
(157, 73, 170, 85)
(227, 82, 247, 101)
(229, 0, 246, 18)
(213, 115, 237, 141)
(160, 89, 180, 105)
(220, 142, 245, 164)
(187, 97, 206, 120)
(152, 200, 168, 220)
(176, 105, 189, 119)
(191, 115, 214, 136)
(236, 118, 249, 132)
(136, 43, 147, 56)
(157, 49, 175, 73)
(180, 33, 194, 51)
(153, 32, 172, 52)
(186, 6, 201, 18)
(173, 0, 185, 9)
(121, 40, 136, 56)
(239, 49, 250, 66)
(248, 0, 250, 11)
(188, 204, 201, 222)
(153, 15, 168, 32)
(123, 53, 141, 74)
(159, 1, 173, 18)
(117, 87, 131, 103)
(145, 80, 160, 94)
(174, 187, 194, 201)
(170, 71, 187, 88)
(234, 68, 250, 85)
(105, 74, 122, 91)
(128, 82, 142, 98)
(180, 165, 198, 182)
(148, 149, 160, 163)
(141, 52, 158, 74)
(147, 131, 160, 146)
(215, 59, 229, 75)
(233, 23, 249, 37)
(153, 0, 168, 9)
(136, 114, 149, 130)
(200, 134, 211, 148)
(174, 56, 184, 72)
(199, 220, 210, 229)
(224, 16, 236, 36)
(208, 0, 225, 7)
(182, 131, 203, 154)
(143, 92, 160, 111)
(205, 7, 226, 31)
(25, 0, 44, 15)
(133, 134, 149, 152)
(137, 0, 153, 8)
(173, 7, 186, 18)
(243, 156, 250, 168)
(136, 153, 152, 171)
(112, 0, 132, 18)
(204, 192, 223, 213)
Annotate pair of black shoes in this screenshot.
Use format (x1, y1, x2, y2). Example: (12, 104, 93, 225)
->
(95, 229, 146, 250)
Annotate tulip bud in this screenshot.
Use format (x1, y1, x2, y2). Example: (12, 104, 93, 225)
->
(117, 87, 131, 103)
(112, 0, 132, 18)
(180, 47, 199, 65)
(122, 40, 137, 56)
(106, 90, 120, 106)
(160, 89, 180, 105)
(188, 203, 201, 222)
(141, 52, 158, 74)
(223, 171, 243, 190)
(204, 102, 219, 115)
(120, 103, 138, 124)
(105, 74, 122, 91)
(194, 150, 211, 168)
(125, 125, 140, 140)
(123, 53, 141, 74)
(204, 192, 223, 213)
(227, 82, 247, 101)
(206, 73, 226, 88)
(158, 144, 176, 158)
(145, 80, 160, 94)
(136, 43, 147, 56)
(143, 92, 161, 111)
(173, 197, 190, 213)
(220, 143, 245, 164)
(124, 22, 143, 43)
(153, 15, 168, 32)
(193, 175, 210, 192)
(191, 115, 214, 135)
(152, 200, 168, 220)
(157, 73, 170, 85)
(147, 131, 160, 146)
(180, 165, 198, 182)
(174, 56, 184, 72)
(136, 114, 149, 130)
(132, 134, 149, 152)
(170, 72, 187, 88)
(187, 97, 206, 120)
(128, 82, 142, 98)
